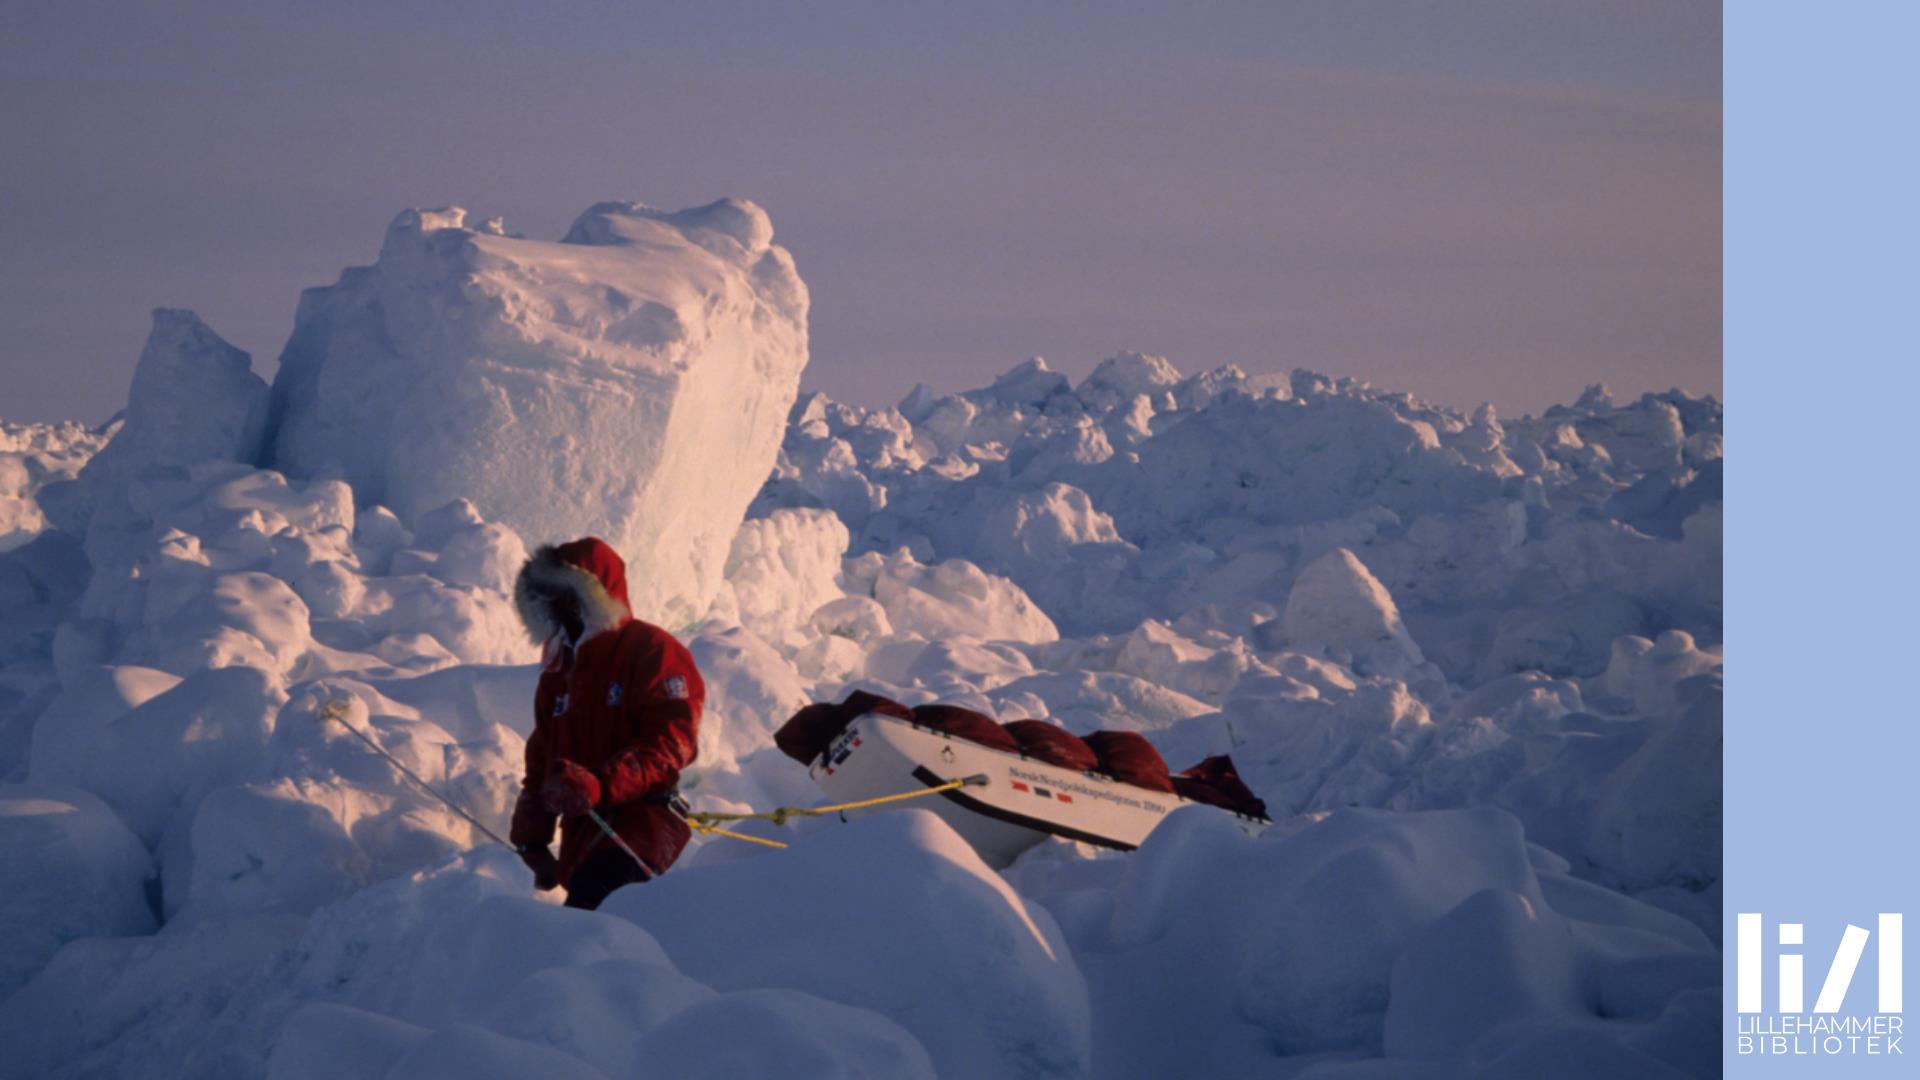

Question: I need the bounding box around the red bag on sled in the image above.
[1001,720,1099,771]
[911,704,1021,753]
[1083,730,1175,793]
[1172,754,1269,820]
[775,690,913,765]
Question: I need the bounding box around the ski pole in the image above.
[586,808,659,879]
[316,698,512,850]
[319,698,657,879]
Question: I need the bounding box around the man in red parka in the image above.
[509,537,704,910]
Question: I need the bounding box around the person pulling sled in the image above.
[509,538,704,910]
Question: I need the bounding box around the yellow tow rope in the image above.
[683,774,990,850]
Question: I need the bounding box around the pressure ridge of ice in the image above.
[0,197,1721,1079]
[268,199,807,626]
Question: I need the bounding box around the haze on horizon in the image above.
[0,1,1719,425]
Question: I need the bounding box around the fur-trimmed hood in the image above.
[514,538,633,644]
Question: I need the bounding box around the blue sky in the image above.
[0,1,1719,422]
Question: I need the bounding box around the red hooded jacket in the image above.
[509,538,703,885]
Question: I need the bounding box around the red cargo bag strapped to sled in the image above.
[775,691,914,765]
[1172,754,1269,820]
[1001,720,1100,771]
[911,704,1021,754]
[1082,730,1176,793]
[777,694,1027,763]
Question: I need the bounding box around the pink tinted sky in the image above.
[0,1,1718,423]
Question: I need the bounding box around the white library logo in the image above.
[1734,912,1904,1057]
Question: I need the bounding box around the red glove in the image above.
[517,844,560,891]
[542,759,602,817]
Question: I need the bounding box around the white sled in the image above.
[810,712,1270,867]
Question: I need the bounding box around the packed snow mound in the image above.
[1143,658,1722,909]
[70,309,268,528]
[1273,547,1431,683]
[1597,629,1723,715]
[1,419,112,552]
[281,1018,611,1080]
[0,784,156,999]
[1586,673,1722,894]
[630,989,939,1080]
[714,507,851,648]
[1,845,939,1080]
[1078,350,1183,410]
[266,199,809,624]
[851,548,1059,644]
[3,851,639,1077]
[680,622,817,811]
[30,665,284,848]
[1007,806,1715,1079]
[605,810,1092,1080]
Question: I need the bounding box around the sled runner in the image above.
[807,710,1271,867]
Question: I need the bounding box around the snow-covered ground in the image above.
[0,199,1721,1079]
